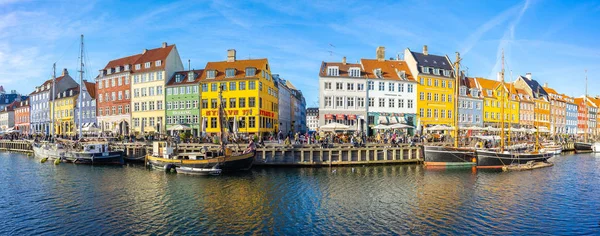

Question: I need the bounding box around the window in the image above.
[99,94,103,102]
[420,92,424,100]
[347,97,354,107]
[434,80,439,87]
[336,82,343,90]
[179,101,185,109]
[379,98,385,107]
[347,83,354,91]
[448,82,453,88]
[327,66,339,76]
[179,87,185,95]
[226,68,235,78]
[398,99,404,108]
[434,109,438,118]
[118,91,123,100]
[207,70,216,79]
[211,99,217,109]
[125,105,130,113]
[357,84,364,91]
[211,117,217,128]
[149,87,155,96]
[239,98,246,108]
[111,92,116,101]
[407,84,414,93]
[157,72,163,80]
[368,98,374,107]
[335,97,343,107]
[357,97,365,107]
[211,83,218,91]
[434,94,439,101]
[134,102,139,111]
[202,84,208,92]
[441,94,446,102]
[249,117,256,128]
[388,83,395,91]
[249,97,256,107]
[249,81,256,90]
[239,82,246,90]
[378,82,385,91]
[448,110,452,119]
[202,99,208,109]
[167,102,172,110]
[144,62,151,68]
[427,93,431,101]
[448,95,452,102]
[389,98,395,108]
[125,90,130,99]
[187,86,192,94]
[427,109,431,118]
[441,109,446,118]
[156,60,162,67]
[419,108,424,117]
[245,67,256,77]
[229,98,236,108]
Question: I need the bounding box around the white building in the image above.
[275,75,292,135]
[0,101,17,131]
[306,107,318,131]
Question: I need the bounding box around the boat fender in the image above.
[40,157,48,163]
[54,159,60,165]
[165,164,177,173]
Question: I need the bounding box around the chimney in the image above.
[62,68,68,76]
[342,56,347,65]
[423,45,428,55]
[227,49,236,62]
[544,82,548,88]
[143,49,148,54]
[525,73,532,80]
[162,42,167,48]
[376,46,385,61]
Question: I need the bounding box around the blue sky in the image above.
[1,0,599,106]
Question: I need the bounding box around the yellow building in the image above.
[130,42,183,134]
[404,46,455,129]
[475,77,519,127]
[51,87,79,136]
[200,49,278,136]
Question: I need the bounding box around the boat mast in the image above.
[78,34,84,139]
[500,50,505,152]
[453,52,461,148]
[535,86,540,152]
[51,63,56,137]
[585,69,588,143]
[218,85,226,151]
[508,71,513,147]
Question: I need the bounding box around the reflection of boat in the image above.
[423,52,476,167]
[575,142,592,153]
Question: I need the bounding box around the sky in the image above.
[1,0,600,107]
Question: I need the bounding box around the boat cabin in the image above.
[153,142,175,159]
[82,143,109,153]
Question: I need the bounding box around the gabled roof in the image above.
[132,44,176,73]
[515,88,533,102]
[104,54,142,70]
[319,62,363,78]
[475,77,502,98]
[30,75,68,95]
[167,70,204,86]
[54,86,80,99]
[408,50,453,77]
[360,59,416,82]
[586,96,600,108]
[202,58,268,80]
[2,101,19,112]
[518,75,548,98]
[83,81,96,99]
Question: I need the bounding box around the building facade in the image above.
[290,84,307,134]
[306,107,319,131]
[514,73,550,130]
[15,99,30,134]
[458,77,483,127]
[200,49,278,136]
[544,85,567,134]
[97,54,139,135]
[74,81,97,131]
[564,95,578,134]
[165,70,202,136]
[361,50,417,132]
[131,42,184,134]
[51,87,79,136]
[275,75,292,135]
[318,58,366,131]
[0,87,27,111]
[516,89,535,128]
[0,101,17,131]
[404,46,455,131]
[29,69,78,134]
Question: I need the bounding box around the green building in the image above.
[165,70,203,137]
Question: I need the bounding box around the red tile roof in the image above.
[30,75,68,95]
[83,81,96,99]
[360,59,416,82]
[319,62,363,78]
[104,54,142,70]
[201,59,268,80]
[132,45,176,73]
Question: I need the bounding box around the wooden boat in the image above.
[541,142,562,155]
[574,142,593,153]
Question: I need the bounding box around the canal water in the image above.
[0,152,599,235]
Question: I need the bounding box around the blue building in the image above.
[565,95,578,134]
[458,77,484,128]
[0,86,27,111]
[30,68,78,134]
[74,80,97,132]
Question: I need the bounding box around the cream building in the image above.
[130,42,183,134]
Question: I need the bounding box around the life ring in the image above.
[164,164,177,173]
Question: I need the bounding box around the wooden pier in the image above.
[0,140,32,153]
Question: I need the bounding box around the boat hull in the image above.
[68,151,125,165]
[476,150,552,169]
[593,143,600,153]
[148,151,255,173]
[423,146,476,166]
[32,144,67,161]
[574,142,593,153]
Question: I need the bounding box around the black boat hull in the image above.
[148,151,255,173]
[574,142,592,153]
[476,150,552,168]
[423,146,476,166]
[68,151,125,165]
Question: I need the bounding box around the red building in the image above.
[14,98,30,135]
[96,54,141,134]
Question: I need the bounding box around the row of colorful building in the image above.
[1,43,307,137]
[317,45,599,136]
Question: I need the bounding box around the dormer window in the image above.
[115,67,120,73]
[374,68,382,78]
[443,70,450,76]
[188,71,195,82]
[156,60,162,67]
[397,70,406,80]
[207,70,216,79]
[349,67,361,77]
[433,68,440,75]
[327,66,339,76]
[107,68,112,75]
[145,62,151,68]
[225,68,235,78]
[175,74,183,83]
[487,90,492,96]
[422,66,430,74]
[125,65,130,71]
[460,87,466,96]
[245,67,256,77]
[135,64,141,70]
[69,90,73,96]
[46,84,50,90]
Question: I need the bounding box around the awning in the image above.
[336,114,345,120]
[388,117,399,124]
[324,114,334,120]
[378,116,388,124]
[348,115,357,120]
